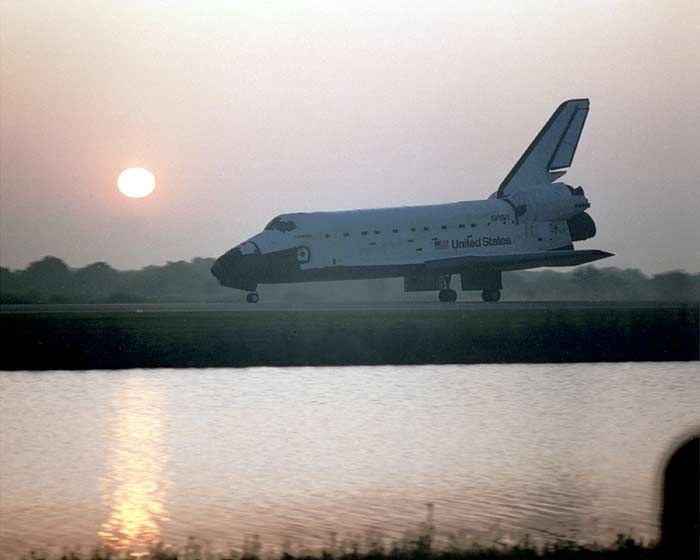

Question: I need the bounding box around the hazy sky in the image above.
[1,1,698,273]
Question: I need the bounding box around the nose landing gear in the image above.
[246,292,259,304]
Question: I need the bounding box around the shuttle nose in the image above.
[211,251,239,286]
[210,247,258,291]
[210,259,224,281]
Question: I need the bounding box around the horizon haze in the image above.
[1,1,699,274]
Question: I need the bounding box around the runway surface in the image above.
[0,300,690,314]
[2,301,697,369]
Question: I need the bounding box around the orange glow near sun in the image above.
[118,168,155,198]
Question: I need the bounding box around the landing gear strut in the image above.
[481,289,501,302]
[437,274,457,302]
[246,292,259,304]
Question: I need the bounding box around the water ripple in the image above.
[1,363,698,558]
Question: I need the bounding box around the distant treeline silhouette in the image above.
[1,256,698,304]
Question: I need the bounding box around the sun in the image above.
[118,168,155,198]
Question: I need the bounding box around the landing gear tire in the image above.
[246,292,259,304]
[481,289,501,303]
[438,289,458,303]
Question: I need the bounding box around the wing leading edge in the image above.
[497,99,590,198]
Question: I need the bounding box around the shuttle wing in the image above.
[497,99,589,198]
[425,249,612,272]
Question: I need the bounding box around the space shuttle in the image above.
[211,99,612,303]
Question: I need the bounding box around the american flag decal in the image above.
[434,239,449,250]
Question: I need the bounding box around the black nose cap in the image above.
[211,259,224,282]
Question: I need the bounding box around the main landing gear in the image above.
[438,289,457,302]
[481,289,501,303]
[437,274,458,302]
[246,292,259,304]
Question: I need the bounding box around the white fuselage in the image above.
[245,193,573,271]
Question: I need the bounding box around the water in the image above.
[1,363,698,557]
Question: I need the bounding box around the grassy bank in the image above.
[22,535,663,560]
[1,303,697,369]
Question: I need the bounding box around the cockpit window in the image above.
[238,242,259,255]
[264,216,297,232]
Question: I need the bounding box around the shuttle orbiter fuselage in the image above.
[211,99,612,302]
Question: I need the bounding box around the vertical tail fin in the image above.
[497,99,589,198]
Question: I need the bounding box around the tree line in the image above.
[1,256,698,304]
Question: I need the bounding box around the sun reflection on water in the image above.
[98,377,169,554]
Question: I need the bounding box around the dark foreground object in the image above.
[1,303,697,370]
[661,436,700,560]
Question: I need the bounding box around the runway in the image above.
[1,301,697,369]
[0,300,689,314]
